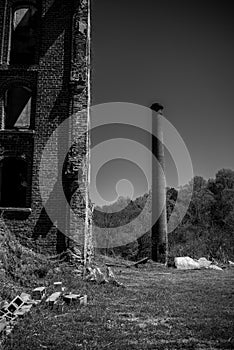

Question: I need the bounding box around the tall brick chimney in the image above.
[151,103,168,264]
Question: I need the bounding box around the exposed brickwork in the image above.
[0,0,89,254]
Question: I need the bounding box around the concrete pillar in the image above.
[151,103,168,264]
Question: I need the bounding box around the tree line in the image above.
[92,169,234,263]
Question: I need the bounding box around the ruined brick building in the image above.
[0,0,91,257]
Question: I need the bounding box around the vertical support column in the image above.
[151,103,168,264]
[69,0,93,266]
[83,0,93,267]
[0,0,7,64]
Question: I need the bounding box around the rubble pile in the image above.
[0,265,123,344]
[0,281,87,344]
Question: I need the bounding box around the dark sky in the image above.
[91,0,234,204]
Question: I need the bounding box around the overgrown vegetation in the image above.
[0,221,54,301]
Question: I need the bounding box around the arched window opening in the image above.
[10,5,38,64]
[3,85,32,129]
[0,157,28,208]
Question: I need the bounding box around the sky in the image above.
[90,0,234,206]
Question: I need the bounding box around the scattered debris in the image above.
[85,266,124,287]
[106,267,124,287]
[208,265,223,271]
[20,292,31,303]
[53,282,63,292]
[85,266,108,284]
[6,296,24,313]
[14,304,33,318]
[105,258,150,269]
[197,257,212,269]
[229,260,234,267]
[175,257,200,270]
[63,294,80,305]
[131,257,149,268]
[79,295,87,306]
[32,287,46,301]
[105,262,131,268]
[174,256,224,271]
[46,292,62,308]
[0,279,88,344]
[95,267,109,284]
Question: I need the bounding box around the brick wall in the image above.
[0,0,89,254]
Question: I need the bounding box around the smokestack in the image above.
[151,103,168,264]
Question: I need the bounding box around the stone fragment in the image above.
[95,267,109,284]
[79,295,87,306]
[20,292,31,303]
[46,292,61,307]
[85,267,97,282]
[106,267,124,287]
[174,257,200,270]
[209,265,223,271]
[197,257,212,268]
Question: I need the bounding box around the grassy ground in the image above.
[2,261,234,350]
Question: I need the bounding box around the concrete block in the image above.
[63,293,81,304]
[0,310,6,318]
[7,296,24,314]
[79,295,87,306]
[53,282,63,292]
[46,292,61,308]
[32,287,46,301]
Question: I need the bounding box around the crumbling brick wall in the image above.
[0,0,90,255]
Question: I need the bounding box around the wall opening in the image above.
[0,157,28,208]
[10,5,38,64]
[3,85,32,129]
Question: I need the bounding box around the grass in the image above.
[2,261,234,350]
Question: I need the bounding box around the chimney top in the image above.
[150,102,164,112]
